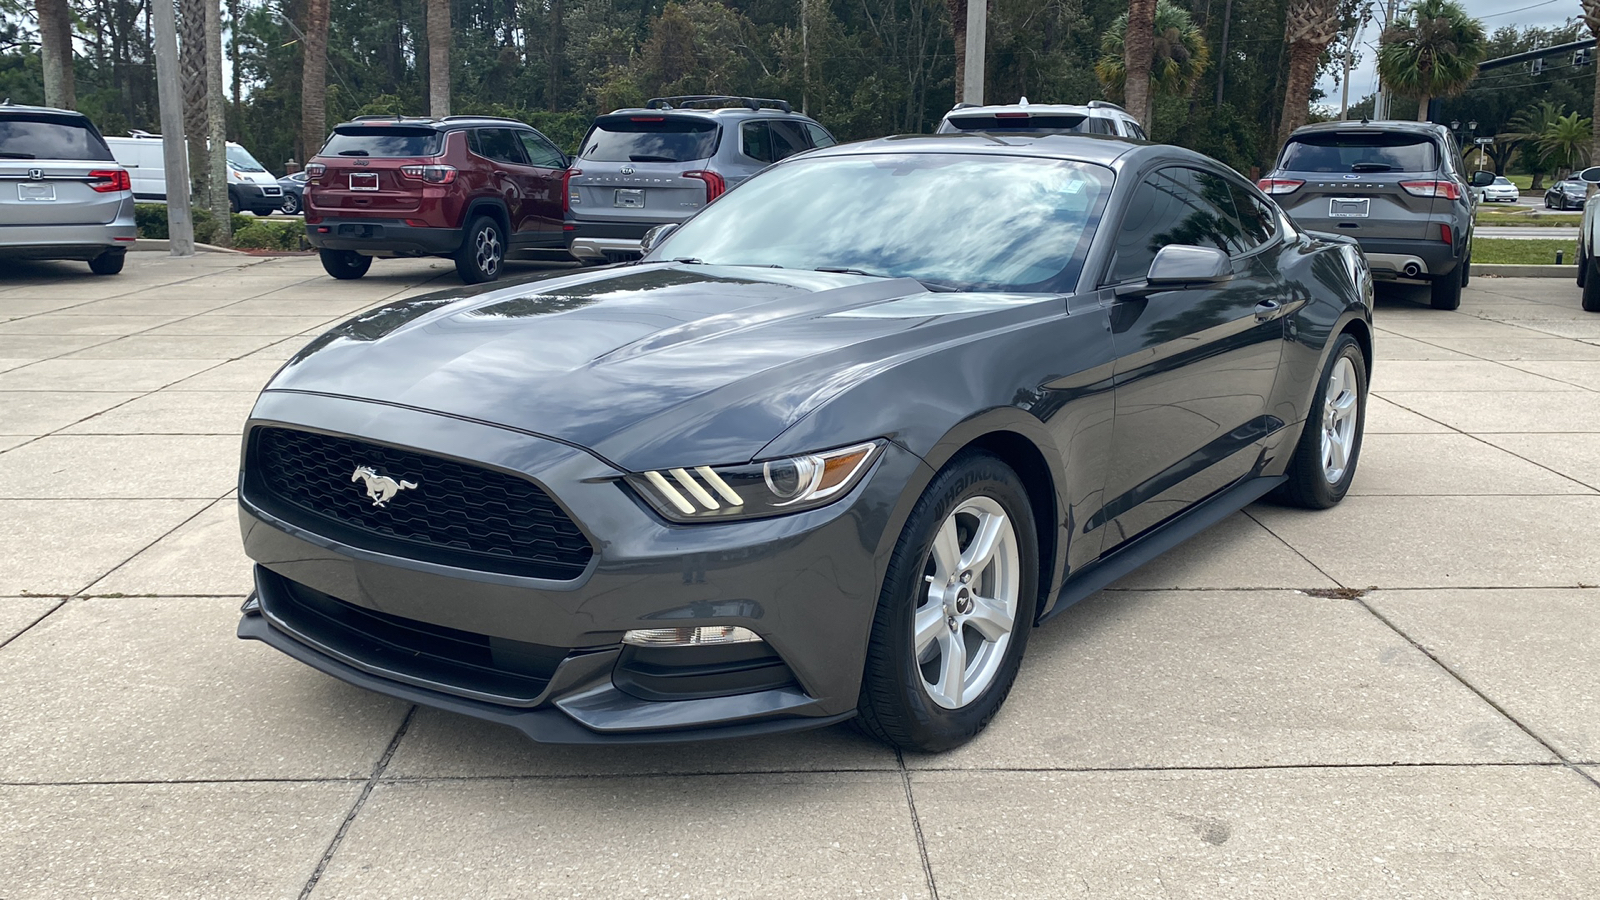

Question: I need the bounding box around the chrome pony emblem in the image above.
[351,465,418,507]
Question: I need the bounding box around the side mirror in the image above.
[640,223,678,255]
[1578,166,1600,184]
[1145,244,1232,286]
[1470,170,1496,187]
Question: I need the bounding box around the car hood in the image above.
[265,264,1044,471]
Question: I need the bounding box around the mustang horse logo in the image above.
[351,465,418,507]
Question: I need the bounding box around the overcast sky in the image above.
[1316,0,1583,113]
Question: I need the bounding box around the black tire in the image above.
[454,215,504,284]
[1460,250,1470,287]
[228,191,240,214]
[88,249,125,276]
[1583,258,1600,312]
[319,249,372,280]
[1579,246,1589,288]
[1430,265,1464,310]
[1272,333,1367,510]
[281,193,300,215]
[855,452,1039,753]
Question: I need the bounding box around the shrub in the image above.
[134,203,279,247]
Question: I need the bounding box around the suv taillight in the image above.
[683,170,726,204]
[562,168,582,213]
[399,164,457,184]
[1400,180,1462,201]
[87,169,130,193]
[305,163,326,183]
[1257,178,1304,195]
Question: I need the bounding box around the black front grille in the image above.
[248,426,593,579]
[263,571,567,703]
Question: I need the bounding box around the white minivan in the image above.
[106,132,284,215]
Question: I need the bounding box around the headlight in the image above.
[627,440,883,522]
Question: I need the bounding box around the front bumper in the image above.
[235,182,284,213]
[236,390,924,743]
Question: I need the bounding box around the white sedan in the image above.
[1482,176,1519,202]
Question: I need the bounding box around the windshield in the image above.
[226,144,267,172]
[1280,132,1439,173]
[651,153,1114,292]
[580,116,719,163]
[0,116,113,161]
[1494,177,1513,186]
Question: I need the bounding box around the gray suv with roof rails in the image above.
[936,99,1147,139]
[564,95,835,262]
[0,102,136,275]
[1261,119,1493,310]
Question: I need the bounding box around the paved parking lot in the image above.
[2,252,1599,898]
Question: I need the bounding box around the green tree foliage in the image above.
[1508,100,1565,187]
[1376,0,1485,121]
[1538,110,1592,175]
[1095,0,1211,104]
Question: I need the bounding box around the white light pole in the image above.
[963,0,986,105]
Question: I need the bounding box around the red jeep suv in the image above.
[304,115,572,283]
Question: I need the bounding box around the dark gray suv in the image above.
[564,96,835,262]
[1261,120,1492,310]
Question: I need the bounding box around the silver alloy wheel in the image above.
[1320,356,1359,484]
[914,496,1020,710]
[475,225,502,276]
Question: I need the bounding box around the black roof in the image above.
[1288,119,1449,138]
[0,102,93,120]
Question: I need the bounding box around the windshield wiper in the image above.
[0,152,36,159]
[629,155,677,162]
[337,150,369,156]
[815,266,891,277]
[1350,162,1392,172]
[670,257,704,265]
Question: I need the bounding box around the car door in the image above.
[470,128,532,245]
[516,130,568,246]
[1098,165,1286,549]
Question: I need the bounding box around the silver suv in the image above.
[0,103,136,275]
[936,99,1147,139]
[564,96,835,262]
[1262,120,1493,310]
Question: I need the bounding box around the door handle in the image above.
[493,170,507,177]
[1254,299,1283,321]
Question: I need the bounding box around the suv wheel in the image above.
[455,215,504,284]
[1583,257,1600,312]
[1430,265,1464,310]
[319,249,372,280]
[88,249,125,276]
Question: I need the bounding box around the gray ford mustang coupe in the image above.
[237,133,1373,752]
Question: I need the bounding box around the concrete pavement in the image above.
[2,253,1599,898]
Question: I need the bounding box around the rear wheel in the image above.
[1273,333,1367,509]
[281,193,300,215]
[319,249,371,280]
[1430,264,1464,310]
[88,249,125,276]
[1460,250,1471,287]
[454,215,504,284]
[1580,246,1589,288]
[855,452,1038,752]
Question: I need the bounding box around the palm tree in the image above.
[34,0,74,108]
[1376,0,1485,122]
[1122,0,1158,127]
[205,0,229,246]
[1583,0,1600,162]
[1097,0,1211,122]
[300,0,330,161]
[1277,0,1341,146]
[428,0,451,116]
[1508,100,1562,190]
[1539,112,1593,177]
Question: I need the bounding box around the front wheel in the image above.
[281,193,301,215]
[856,452,1039,752]
[1583,258,1600,312]
[454,215,504,284]
[88,249,125,275]
[1273,334,1367,509]
[319,249,371,280]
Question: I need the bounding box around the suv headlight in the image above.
[627,441,883,522]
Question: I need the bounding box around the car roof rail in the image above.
[348,114,438,123]
[949,102,978,111]
[440,115,528,124]
[126,129,163,139]
[644,95,794,114]
[1087,100,1126,112]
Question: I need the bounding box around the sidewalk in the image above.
[2,254,1598,898]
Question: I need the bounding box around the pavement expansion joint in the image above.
[896,749,940,900]
[298,705,417,900]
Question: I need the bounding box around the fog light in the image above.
[622,625,761,646]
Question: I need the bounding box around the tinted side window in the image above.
[1124,121,1148,140]
[741,121,773,163]
[769,121,809,160]
[1228,183,1276,248]
[475,128,528,165]
[1083,116,1116,135]
[1107,167,1244,283]
[517,131,566,168]
[804,123,836,148]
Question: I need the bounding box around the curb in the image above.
[1471,263,1576,278]
[130,239,243,254]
